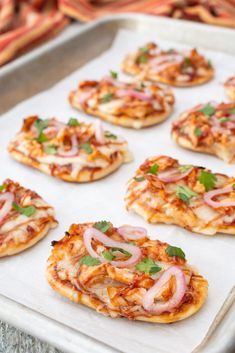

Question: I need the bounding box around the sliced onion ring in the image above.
[117,225,147,241]
[142,266,186,315]
[204,186,235,208]
[57,135,78,157]
[83,227,142,268]
[0,192,14,225]
[116,89,152,102]
[157,166,193,183]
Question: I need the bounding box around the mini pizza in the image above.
[68,73,175,128]
[8,116,132,182]
[0,179,57,257]
[47,221,208,322]
[125,155,235,235]
[122,42,214,87]
[224,77,235,101]
[172,102,235,163]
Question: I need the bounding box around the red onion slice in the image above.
[204,186,235,208]
[157,167,193,183]
[117,225,147,241]
[77,89,96,105]
[57,135,79,157]
[94,120,105,144]
[83,227,142,268]
[142,266,186,314]
[0,192,14,225]
[116,89,152,102]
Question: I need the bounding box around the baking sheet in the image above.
[0,28,235,353]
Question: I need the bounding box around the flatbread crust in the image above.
[47,222,208,323]
[125,155,235,235]
[0,179,57,257]
[69,78,175,128]
[122,42,214,87]
[224,77,235,101]
[171,102,235,163]
[8,116,132,182]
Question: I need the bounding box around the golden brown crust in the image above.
[171,102,235,163]
[122,42,214,87]
[68,78,175,128]
[46,222,208,323]
[8,116,132,182]
[125,155,235,235]
[224,77,235,101]
[0,179,57,257]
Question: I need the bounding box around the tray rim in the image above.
[0,13,235,353]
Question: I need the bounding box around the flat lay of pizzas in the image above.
[224,77,235,101]
[171,102,235,163]
[47,222,208,323]
[8,115,132,182]
[0,179,57,257]
[125,155,235,235]
[69,73,175,128]
[122,42,214,87]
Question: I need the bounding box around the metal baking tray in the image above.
[0,14,235,353]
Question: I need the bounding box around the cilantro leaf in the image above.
[176,185,198,204]
[199,104,215,117]
[198,171,217,191]
[80,142,93,154]
[13,202,36,217]
[111,247,131,256]
[194,127,203,137]
[136,258,161,275]
[36,132,48,143]
[148,164,159,175]
[219,117,230,124]
[134,176,145,182]
[179,165,192,173]
[94,221,110,233]
[138,54,148,64]
[165,246,185,259]
[102,93,114,103]
[207,59,212,67]
[105,132,117,140]
[139,46,149,53]
[184,57,191,66]
[45,145,57,155]
[102,250,115,261]
[110,70,118,79]
[67,118,80,126]
[229,108,235,115]
[80,256,101,266]
[0,185,6,192]
[167,48,175,53]
[34,119,49,133]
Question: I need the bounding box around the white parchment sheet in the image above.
[0,29,235,353]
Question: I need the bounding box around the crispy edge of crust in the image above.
[46,234,208,323]
[8,147,127,183]
[171,129,235,164]
[0,220,57,257]
[121,62,214,87]
[69,93,173,129]
[224,85,235,101]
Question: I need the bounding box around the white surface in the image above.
[0,28,235,353]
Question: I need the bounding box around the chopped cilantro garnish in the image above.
[176,185,198,204]
[199,104,215,117]
[219,117,230,124]
[36,132,48,143]
[232,184,235,189]
[198,171,217,191]
[80,256,101,266]
[139,46,149,53]
[13,202,36,217]
[229,108,235,115]
[102,250,115,261]
[184,57,191,66]
[138,54,148,64]
[67,118,80,126]
[34,119,49,133]
[134,176,145,182]
[0,185,6,192]
[45,145,57,155]
[207,59,212,67]
[179,165,192,173]
[135,258,161,275]
[148,164,159,175]
[167,48,175,53]
[102,93,114,103]
[165,246,185,259]
[111,247,131,256]
[94,221,110,233]
[105,132,117,140]
[194,127,203,137]
[110,70,118,79]
[80,142,93,155]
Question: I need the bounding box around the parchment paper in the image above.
[0,29,235,353]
